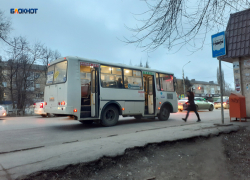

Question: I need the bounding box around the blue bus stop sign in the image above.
[211,31,226,58]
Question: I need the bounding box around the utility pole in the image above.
[219,59,224,124]
[183,69,185,95]
[182,61,191,97]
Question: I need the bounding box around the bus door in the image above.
[148,76,154,114]
[143,74,155,114]
[91,68,99,117]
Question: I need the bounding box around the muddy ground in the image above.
[21,127,250,180]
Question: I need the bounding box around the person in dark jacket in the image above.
[182,90,201,122]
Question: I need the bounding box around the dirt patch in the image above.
[21,127,250,180]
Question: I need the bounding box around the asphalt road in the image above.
[0,109,229,154]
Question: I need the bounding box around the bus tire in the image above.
[101,105,119,127]
[41,114,47,118]
[158,106,170,121]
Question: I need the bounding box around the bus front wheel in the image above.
[158,106,170,121]
[101,105,119,127]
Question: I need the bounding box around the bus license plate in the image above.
[49,97,54,101]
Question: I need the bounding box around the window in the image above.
[158,73,174,92]
[35,73,40,79]
[2,82,7,87]
[27,81,34,91]
[36,84,40,88]
[101,65,123,88]
[27,72,34,80]
[124,69,142,89]
[46,61,67,85]
[36,94,40,98]
[2,70,8,76]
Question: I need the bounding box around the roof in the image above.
[177,79,219,86]
[218,8,250,62]
[191,79,219,86]
[1,61,46,70]
[50,56,174,75]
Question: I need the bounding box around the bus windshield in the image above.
[46,61,67,85]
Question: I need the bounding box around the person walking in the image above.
[182,90,201,122]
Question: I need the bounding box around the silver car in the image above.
[178,97,214,112]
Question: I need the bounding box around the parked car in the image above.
[178,97,214,112]
[34,102,48,117]
[0,106,7,117]
[214,98,230,109]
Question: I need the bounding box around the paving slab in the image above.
[0,122,239,180]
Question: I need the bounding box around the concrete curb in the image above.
[0,123,239,180]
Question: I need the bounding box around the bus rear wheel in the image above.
[158,106,170,121]
[101,105,119,127]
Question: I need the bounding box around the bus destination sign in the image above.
[143,71,154,75]
[80,62,99,67]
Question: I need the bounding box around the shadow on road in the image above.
[48,118,179,131]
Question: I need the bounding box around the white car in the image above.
[34,102,47,117]
[0,106,7,117]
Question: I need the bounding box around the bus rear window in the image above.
[46,61,67,85]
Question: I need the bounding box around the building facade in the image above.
[218,9,250,117]
[1,62,46,105]
[175,78,220,99]
[190,79,220,98]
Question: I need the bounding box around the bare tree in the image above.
[145,60,150,68]
[217,67,225,93]
[125,0,250,52]
[41,47,61,80]
[53,50,61,60]
[4,37,44,113]
[224,82,234,96]
[0,10,12,45]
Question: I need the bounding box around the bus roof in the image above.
[50,56,174,75]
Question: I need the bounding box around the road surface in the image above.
[0,109,229,154]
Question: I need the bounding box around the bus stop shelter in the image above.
[218,8,250,117]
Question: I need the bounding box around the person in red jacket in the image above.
[182,90,201,122]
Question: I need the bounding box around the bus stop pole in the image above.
[219,59,224,124]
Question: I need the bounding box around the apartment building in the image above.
[1,62,47,105]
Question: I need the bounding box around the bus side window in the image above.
[159,73,174,92]
[101,65,123,89]
[124,69,142,89]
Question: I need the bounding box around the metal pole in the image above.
[219,59,224,124]
[183,69,185,96]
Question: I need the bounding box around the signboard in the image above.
[143,71,154,75]
[233,60,241,93]
[47,71,53,84]
[80,62,99,67]
[211,31,226,58]
[181,94,185,99]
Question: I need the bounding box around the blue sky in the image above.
[0,0,235,87]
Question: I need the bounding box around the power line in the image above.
[222,62,233,69]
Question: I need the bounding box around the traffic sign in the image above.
[211,31,226,58]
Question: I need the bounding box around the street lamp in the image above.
[182,61,191,97]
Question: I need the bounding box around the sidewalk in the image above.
[0,122,239,180]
